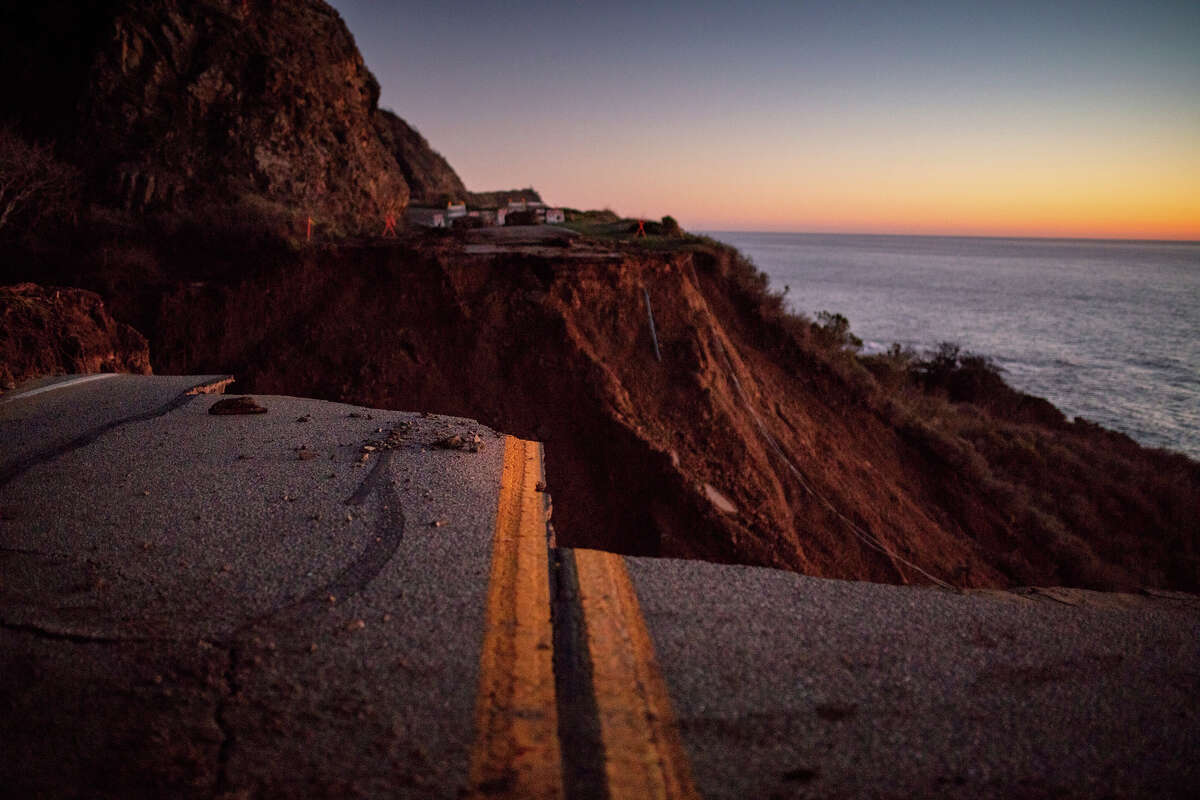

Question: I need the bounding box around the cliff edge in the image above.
[143,236,1200,593]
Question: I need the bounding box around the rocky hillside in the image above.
[144,235,1200,594]
[2,1,497,233]
[0,283,151,391]
[0,0,550,235]
[374,109,467,206]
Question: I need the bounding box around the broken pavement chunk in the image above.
[209,396,268,415]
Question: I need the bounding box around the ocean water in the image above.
[708,233,1200,460]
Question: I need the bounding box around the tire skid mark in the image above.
[0,377,227,489]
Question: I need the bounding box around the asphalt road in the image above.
[1,375,1197,799]
[629,558,1200,799]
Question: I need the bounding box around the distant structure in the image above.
[405,208,445,228]
[404,196,564,230]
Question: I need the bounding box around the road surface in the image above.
[1,375,1197,798]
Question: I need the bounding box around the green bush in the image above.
[814,311,863,351]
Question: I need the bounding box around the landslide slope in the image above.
[149,237,1200,593]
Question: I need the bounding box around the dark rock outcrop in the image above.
[80,0,409,229]
[0,283,151,390]
[0,1,544,233]
[374,109,467,206]
[2,0,409,231]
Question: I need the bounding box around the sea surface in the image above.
[708,232,1200,460]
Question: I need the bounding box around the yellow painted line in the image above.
[574,548,700,800]
[468,437,563,799]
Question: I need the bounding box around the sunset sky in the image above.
[329,0,1200,239]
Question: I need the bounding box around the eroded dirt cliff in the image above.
[0,282,151,390]
[147,237,1200,592]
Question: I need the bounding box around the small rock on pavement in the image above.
[209,396,268,415]
[431,433,483,452]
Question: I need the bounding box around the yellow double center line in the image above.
[469,437,699,799]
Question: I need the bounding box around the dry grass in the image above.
[690,235,1200,591]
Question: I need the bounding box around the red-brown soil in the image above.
[0,282,151,391]
[143,236,1199,593]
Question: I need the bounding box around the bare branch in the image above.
[0,127,79,234]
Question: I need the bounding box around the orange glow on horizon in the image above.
[503,110,1200,242]
[687,203,1200,241]
[603,150,1200,241]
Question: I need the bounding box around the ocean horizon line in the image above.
[701,230,1200,246]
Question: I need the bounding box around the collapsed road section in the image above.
[1,375,1196,799]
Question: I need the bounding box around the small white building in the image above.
[544,208,565,224]
[446,202,467,219]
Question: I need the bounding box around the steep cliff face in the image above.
[79,0,408,228]
[0,283,151,390]
[148,239,1200,593]
[1,0,422,231]
[374,109,467,205]
[0,0,542,233]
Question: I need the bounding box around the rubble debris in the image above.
[359,424,413,453]
[209,396,268,415]
[431,433,483,452]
